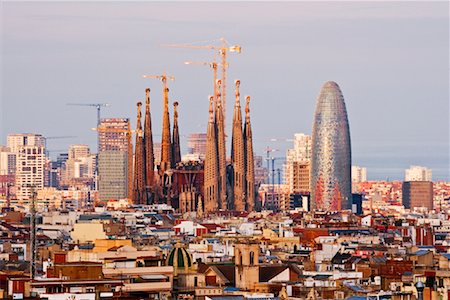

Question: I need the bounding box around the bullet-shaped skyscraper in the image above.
[311,81,352,211]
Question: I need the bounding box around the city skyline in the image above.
[1,1,448,181]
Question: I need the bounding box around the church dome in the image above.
[166,243,193,274]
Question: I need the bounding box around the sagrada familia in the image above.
[132,77,255,214]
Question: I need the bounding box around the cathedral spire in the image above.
[244,96,255,211]
[231,80,245,211]
[160,82,172,175]
[204,96,219,213]
[215,80,227,210]
[144,88,155,192]
[172,101,181,168]
[133,102,147,204]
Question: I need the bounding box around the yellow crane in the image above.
[184,60,222,104]
[93,126,133,201]
[163,38,241,126]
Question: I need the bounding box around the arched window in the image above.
[250,251,255,265]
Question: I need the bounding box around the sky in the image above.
[1,1,449,181]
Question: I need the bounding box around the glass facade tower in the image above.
[311,81,352,211]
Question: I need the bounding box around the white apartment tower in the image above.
[0,146,16,175]
[405,165,432,182]
[352,166,367,183]
[16,145,46,201]
[7,134,46,201]
[7,133,45,153]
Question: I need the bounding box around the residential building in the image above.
[405,165,432,182]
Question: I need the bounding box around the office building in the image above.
[98,118,131,201]
[311,81,352,211]
[402,181,433,210]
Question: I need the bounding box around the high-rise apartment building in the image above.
[7,133,45,153]
[405,165,432,182]
[98,118,131,201]
[15,145,46,200]
[352,166,367,183]
[311,81,352,211]
[62,145,95,186]
[402,181,433,210]
[187,133,207,157]
[6,134,46,201]
[0,146,16,175]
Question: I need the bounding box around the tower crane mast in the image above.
[163,38,241,128]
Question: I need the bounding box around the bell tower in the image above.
[234,239,259,290]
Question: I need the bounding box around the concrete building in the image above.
[7,133,45,153]
[0,147,16,175]
[98,118,130,201]
[405,165,432,182]
[352,166,367,183]
[402,181,433,210]
[15,145,46,201]
[311,81,352,211]
[187,133,207,157]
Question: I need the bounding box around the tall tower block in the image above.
[310,81,352,211]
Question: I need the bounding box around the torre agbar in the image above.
[310,81,352,211]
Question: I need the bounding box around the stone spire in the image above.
[204,96,219,213]
[160,84,172,175]
[231,80,245,211]
[215,80,227,210]
[133,102,147,204]
[172,101,181,168]
[144,88,155,193]
[244,96,255,211]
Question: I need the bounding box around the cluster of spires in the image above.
[132,85,181,205]
[204,79,255,213]
[132,77,255,214]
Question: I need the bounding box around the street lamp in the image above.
[415,280,425,300]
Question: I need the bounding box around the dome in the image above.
[166,243,193,274]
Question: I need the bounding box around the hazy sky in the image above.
[1,1,449,181]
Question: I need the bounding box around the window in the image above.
[250,251,255,265]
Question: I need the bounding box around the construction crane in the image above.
[265,147,278,184]
[67,103,110,127]
[92,126,133,200]
[44,136,77,157]
[142,72,175,97]
[184,60,222,102]
[163,38,241,127]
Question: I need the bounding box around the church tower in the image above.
[231,80,246,211]
[244,96,255,211]
[204,96,219,213]
[215,80,227,210]
[160,84,172,175]
[235,239,259,290]
[133,102,147,204]
[172,101,181,168]
[144,88,155,200]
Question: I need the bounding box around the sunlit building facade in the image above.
[311,81,352,211]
